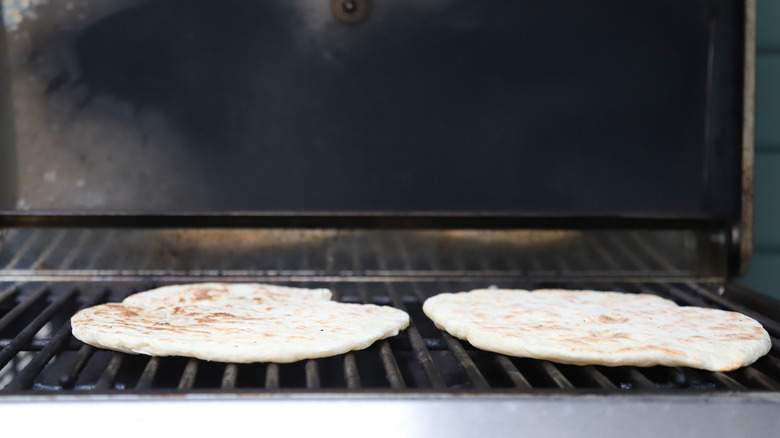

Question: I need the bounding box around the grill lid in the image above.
[0,0,747,226]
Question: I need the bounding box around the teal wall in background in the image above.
[738,1,780,298]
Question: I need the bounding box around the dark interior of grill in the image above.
[0,0,744,216]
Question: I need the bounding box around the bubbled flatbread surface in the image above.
[423,289,771,371]
[71,283,409,363]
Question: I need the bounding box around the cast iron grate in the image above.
[0,280,779,395]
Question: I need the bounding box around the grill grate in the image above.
[0,280,779,395]
[0,227,777,396]
[0,228,721,281]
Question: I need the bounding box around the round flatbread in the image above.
[423,288,771,371]
[71,283,409,363]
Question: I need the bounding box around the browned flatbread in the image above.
[423,288,771,371]
[71,283,409,363]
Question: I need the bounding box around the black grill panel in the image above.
[0,280,779,395]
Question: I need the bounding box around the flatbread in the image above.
[423,289,771,371]
[71,283,409,363]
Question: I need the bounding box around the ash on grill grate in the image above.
[0,280,779,395]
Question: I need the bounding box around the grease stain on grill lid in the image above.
[2,0,50,31]
[5,0,209,211]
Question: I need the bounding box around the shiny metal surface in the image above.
[2,394,779,438]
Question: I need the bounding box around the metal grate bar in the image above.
[343,353,361,389]
[220,364,237,390]
[427,279,491,390]
[0,288,75,372]
[135,240,166,272]
[2,230,40,269]
[476,249,494,273]
[58,231,93,270]
[94,353,123,390]
[305,360,321,389]
[84,230,117,270]
[354,282,406,389]
[626,369,656,389]
[539,361,574,389]
[407,281,428,305]
[30,230,67,269]
[503,255,525,277]
[406,282,492,389]
[393,234,442,272]
[177,358,199,390]
[0,286,49,334]
[762,355,780,373]
[59,345,96,389]
[378,340,405,389]
[4,288,106,391]
[584,366,618,390]
[757,356,780,388]
[552,250,574,274]
[386,283,445,389]
[349,235,367,273]
[135,357,159,390]
[0,284,18,306]
[5,322,73,391]
[371,239,444,388]
[441,332,489,390]
[323,235,336,272]
[607,233,660,272]
[450,243,467,272]
[495,355,532,389]
[324,282,361,389]
[742,367,780,390]
[528,253,552,276]
[769,338,780,355]
[585,234,623,272]
[629,232,678,272]
[636,283,777,390]
[265,363,279,389]
[297,237,312,272]
[712,372,746,390]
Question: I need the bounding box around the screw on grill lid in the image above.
[331,0,371,24]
